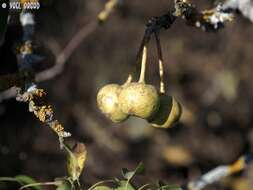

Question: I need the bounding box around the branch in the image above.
[15,11,71,146]
[142,0,234,37]
[186,155,253,190]
[16,85,71,138]
[133,0,234,77]
[35,0,120,82]
[35,21,98,82]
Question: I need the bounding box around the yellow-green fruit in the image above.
[149,94,182,128]
[97,84,128,123]
[118,82,159,119]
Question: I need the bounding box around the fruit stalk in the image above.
[138,45,148,83]
[154,32,165,94]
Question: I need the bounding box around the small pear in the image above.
[118,82,159,119]
[97,84,128,123]
[149,94,182,128]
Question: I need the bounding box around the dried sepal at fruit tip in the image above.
[122,74,133,87]
[149,94,182,128]
[97,84,129,123]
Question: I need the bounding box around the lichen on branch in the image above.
[16,84,71,138]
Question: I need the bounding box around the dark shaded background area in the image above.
[0,0,253,189]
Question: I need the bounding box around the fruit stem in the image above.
[130,32,151,83]
[154,32,165,94]
[138,45,148,83]
[123,74,132,86]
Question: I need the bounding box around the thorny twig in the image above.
[15,11,71,147]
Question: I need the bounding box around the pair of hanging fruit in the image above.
[97,33,182,128]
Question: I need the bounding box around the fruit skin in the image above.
[118,82,159,119]
[97,84,128,123]
[148,94,182,128]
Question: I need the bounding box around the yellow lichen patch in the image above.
[202,9,216,20]
[50,120,65,136]
[229,157,245,174]
[36,105,53,122]
[34,89,46,98]
[174,0,191,17]
[18,41,33,55]
[17,86,71,138]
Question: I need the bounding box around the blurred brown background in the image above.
[0,0,253,189]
